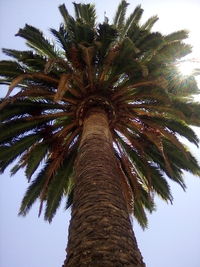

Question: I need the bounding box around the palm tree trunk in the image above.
[63,108,145,267]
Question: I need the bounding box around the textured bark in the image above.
[63,108,145,267]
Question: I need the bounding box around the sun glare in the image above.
[178,61,194,76]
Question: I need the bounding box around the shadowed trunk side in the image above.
[63,108,145,267]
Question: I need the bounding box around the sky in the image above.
[0,0,200,267]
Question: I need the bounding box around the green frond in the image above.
[0,60,25,79]
[146,145,186,189]
[116,133,152,190]
[150,166,173,202]
[73,2,96,27]
[59,4,95,44]
[0,134,41,173]
[10,163,23,176]
[136,32,163,52]
[134,188,155,229]
[113,0,129,30]
[44,149,76,222]
[141,15,159,31]
[117,116,199,192]
[122,5,143,38]
[163,140,200,176]
[154,42,192,63]
[139,120,191,159]
[19,163,49,216]
[114,85,171,108]
[58,4,71,25]
[127,5,143,26]
[144,116,199,146]
[125,8,143,42]
[115,136,155,229]
[25,142,49,180]
[168,75,199,96]
[0,105,26,121]
[96,23,118,60]
[16,24,59,58]
[0,99,64,122]
[2,49,46,71]
[121,37,140,56]
[0,118,52,145]
[74,22,95,44]
[138,188,155,213]
[38,128,79,195]
[106,38,145,78]
[164,30,189,42]
[134,202,148,229]
[171,99,200,126]
[50,25,69,54]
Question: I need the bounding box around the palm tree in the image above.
[1,1,200,266]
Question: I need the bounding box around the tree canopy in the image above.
[0,0,200,228]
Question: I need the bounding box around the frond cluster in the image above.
[0,1,200,228]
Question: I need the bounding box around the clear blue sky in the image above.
[0,1,200,267]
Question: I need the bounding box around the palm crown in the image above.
[0,1,200,228]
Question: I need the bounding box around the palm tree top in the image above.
[0,0,200,228]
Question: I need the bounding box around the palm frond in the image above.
[19,163,50,216]
[44,148,76,222]
[164,30,189,42]
[25,142,49,180]
[73,2,96,27]
[16,24,59,58]
[134,188,155,229]
[113,0,129,31]
[0,118,49,145]
[0,134,41,173]
[141,15,159,31]
[123,5,143,37]
[2,49,46,71]
[0,60,25,79]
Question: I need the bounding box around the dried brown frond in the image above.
[78,44,95,88]
[99,46,120,82]
[69,45,83,69]
[54,74,71,101]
